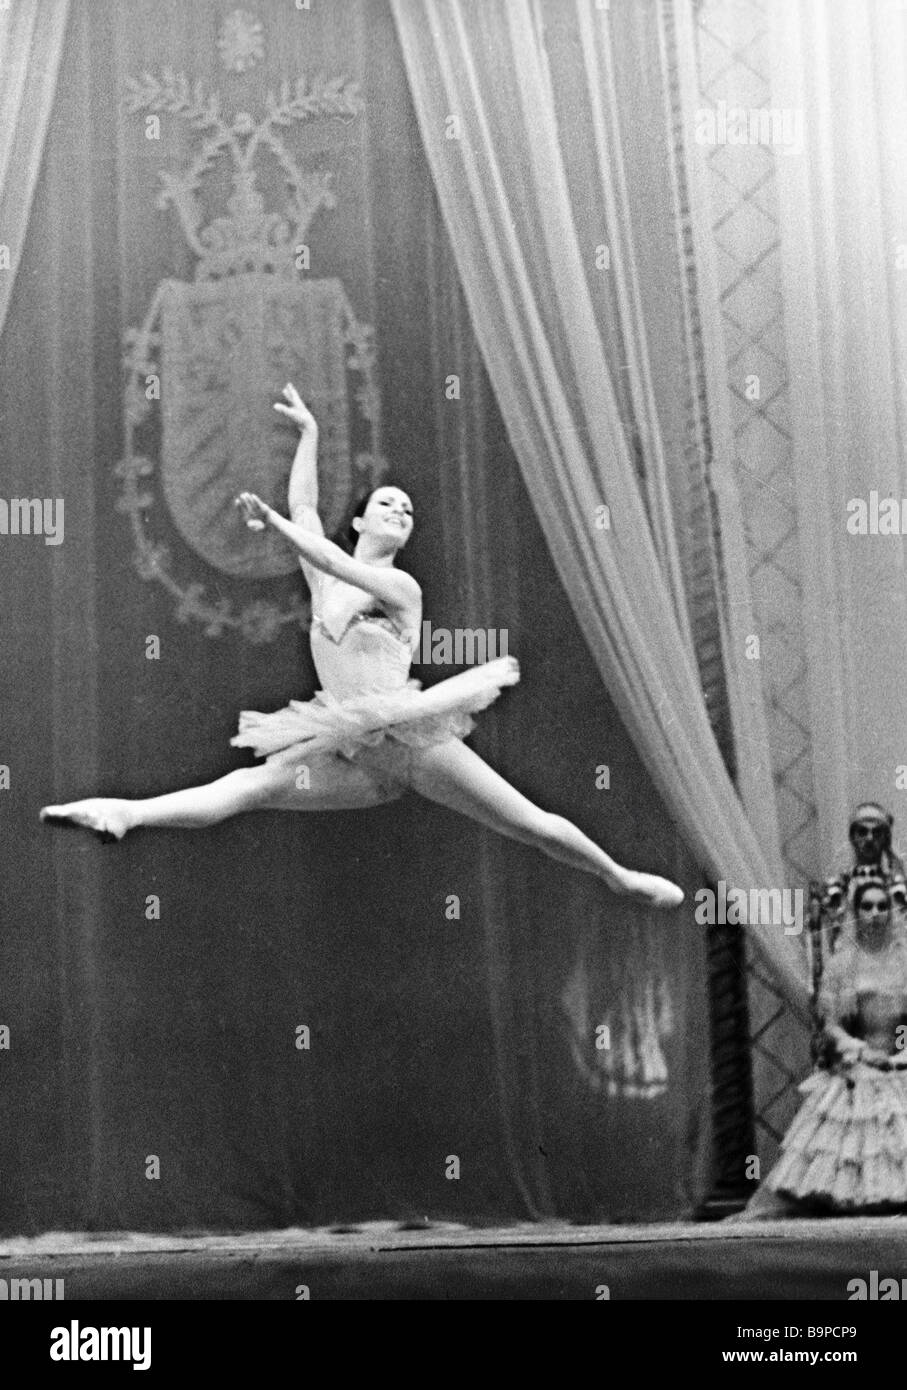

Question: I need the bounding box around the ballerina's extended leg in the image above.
[39,754,399,841]
[40,767,292,840]
[407,739,683,909]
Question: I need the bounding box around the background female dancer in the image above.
[41,385,684,910]
[764,876,907,1211]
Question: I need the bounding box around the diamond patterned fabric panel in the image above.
[694,0,814,1155]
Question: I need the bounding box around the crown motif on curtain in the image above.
[123,67,363,281]
[217,8,265,73]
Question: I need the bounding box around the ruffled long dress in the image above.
[766,938,907,1211]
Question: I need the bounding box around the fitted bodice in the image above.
[307,569,416,701]
[823,938,907,1053]
[310,613,413,701]
[850,988,907,1053]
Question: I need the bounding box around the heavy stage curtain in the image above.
[0,0,713,1234]
[390,0,806,1009]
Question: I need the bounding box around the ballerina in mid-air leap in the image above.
[41,385,683,910]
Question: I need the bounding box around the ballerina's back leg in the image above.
[406,738,683,909]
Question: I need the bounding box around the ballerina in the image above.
[40,385,683,910]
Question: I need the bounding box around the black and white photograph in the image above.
[1,0,905,1355]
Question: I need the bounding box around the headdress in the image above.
[851,872,893,909]
[849,803,894,844]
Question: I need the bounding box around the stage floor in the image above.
[2,1217,907,1299]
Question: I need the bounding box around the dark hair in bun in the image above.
[346,490,375,548]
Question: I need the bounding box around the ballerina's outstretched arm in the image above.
[235,490,421,618]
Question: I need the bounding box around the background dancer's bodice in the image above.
[821,938,907,1053]
[845,987,907,1054]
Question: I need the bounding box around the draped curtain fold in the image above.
[769,0,907,864]
[0,0,71,343]
[390,0,807,1009]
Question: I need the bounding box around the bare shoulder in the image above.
[390,568,422,602]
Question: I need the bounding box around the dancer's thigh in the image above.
[259,746,407,812]
[408,738,548,839]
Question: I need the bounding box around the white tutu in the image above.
[231,655,519,762]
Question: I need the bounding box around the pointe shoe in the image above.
[39,799,130,843]
[616,871,685,910]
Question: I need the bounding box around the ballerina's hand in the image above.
[273,382,316,432]
[235,492,270,531]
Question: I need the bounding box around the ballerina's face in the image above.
[354,487,414,549]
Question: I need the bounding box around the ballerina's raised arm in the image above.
[237,383,420,625]
[275,383,323,535]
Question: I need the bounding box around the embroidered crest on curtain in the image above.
[117,13,388,643]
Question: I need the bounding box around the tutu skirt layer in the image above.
[767,1065,907,1210]
[230,656,519,762]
